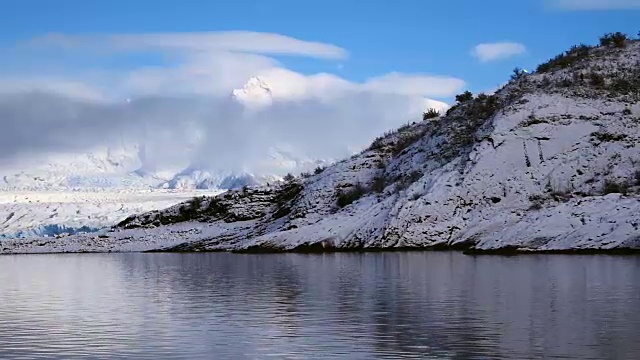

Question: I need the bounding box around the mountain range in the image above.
[1,77,326,192]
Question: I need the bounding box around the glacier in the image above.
[0,190,222,239]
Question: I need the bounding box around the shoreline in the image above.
[3,245,639,256]
[143,243,640,256]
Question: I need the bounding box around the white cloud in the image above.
[363,72,466,98]
[28,31,348,59]
[13,31,465,101]
[549,0,640,10]
[0,77,107,101]
[0,31,465,175]
[472,42,526,62]
[120,51,279,97]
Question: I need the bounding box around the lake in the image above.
[0,252,638,359]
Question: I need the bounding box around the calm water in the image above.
[0,252,639,359]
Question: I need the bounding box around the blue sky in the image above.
[1,0,638,99]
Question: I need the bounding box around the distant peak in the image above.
[245,76,270,89]
[231,76,273,109]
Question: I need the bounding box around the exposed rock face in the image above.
[2,39,639,254]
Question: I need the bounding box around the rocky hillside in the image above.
[2,35,640,254]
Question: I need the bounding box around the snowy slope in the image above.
[2,38,640,254]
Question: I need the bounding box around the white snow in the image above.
[231,76,273,109]
[0,189,222,238]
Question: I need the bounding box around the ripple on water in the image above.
[0,252,639,359]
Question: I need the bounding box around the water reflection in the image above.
[0,252,638,359]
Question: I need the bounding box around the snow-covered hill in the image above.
[2,37,639,254]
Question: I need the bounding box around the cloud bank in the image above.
[1,31,463,176]
[28,31,349,59]
[472,42,526,62]
[549,0,640,10]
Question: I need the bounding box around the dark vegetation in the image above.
[371,175,386,193]
[366,85,503,176]
[519,111,548,127]
[599,174,639,195]
[602,179,631,195]
[528,183,581,210]
[455,91,473,103]
[532,32,640,100]
[443,93,502,155]
[589,72,605,88]
[202,197,229,218]
[422,108,440,120]
[336,183,367,208]
[367,122,429,156]
[590,131,628,144]
[118,197,211,228]
[334,167,426,208]
[599,32,628,48]
[527,194,546,210]
[120,177,307,228]
[537,32,632,74]
[156,197,212,225]
[394,171,423,192]
[537,44,592,73]
[510,67,527,80]
[116,216,137,228]
[272,181,304,219]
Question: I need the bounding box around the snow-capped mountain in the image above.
[1,145,163,191]
[3,35,639,254]
[231,76,273,109]
[159,168,281,190]
[158,144,335,190]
